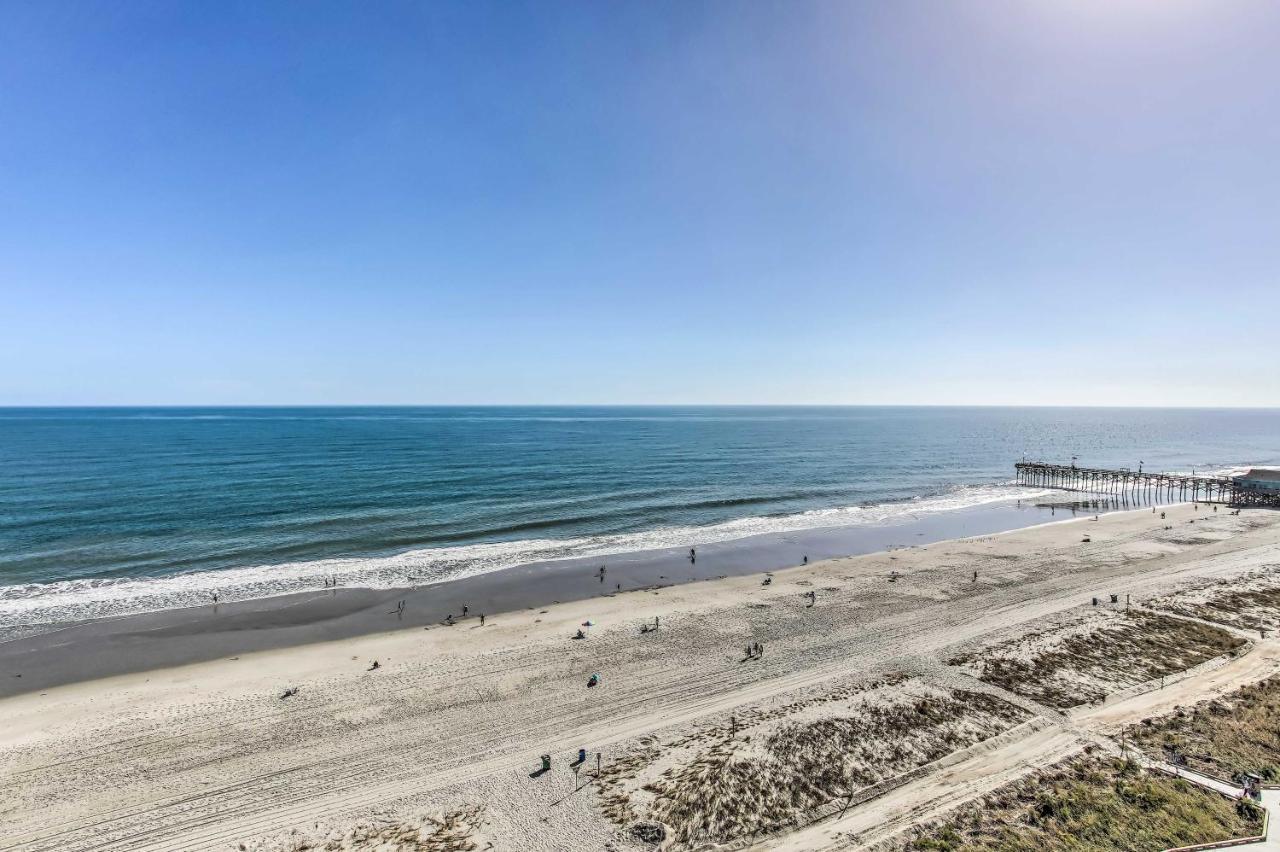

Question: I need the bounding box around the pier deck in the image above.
[1015,461,1280,507]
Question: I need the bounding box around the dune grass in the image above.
[650,691,1024,847]
[598,682,1027,849]
[239,805,485,851]
[899,755,1262,852]
[948,611,1245,710]
[1157,585,1280,633]
[1127,676,1280,781]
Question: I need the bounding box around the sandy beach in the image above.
[4,502,1280,851]
[0,498,1084,698]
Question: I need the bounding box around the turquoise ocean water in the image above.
[1,406,1277,633]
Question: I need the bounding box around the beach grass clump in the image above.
[237,805,486,851]
[948,611,1245,710]
[1149,572,1280,633]
[599,681,1027,849]
[1125,676,1280,781]
[895,755,1262,852]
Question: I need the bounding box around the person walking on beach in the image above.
[973,570,978,582]
[211,592,218,604]
[479,613,485,626]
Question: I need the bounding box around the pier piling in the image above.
[1014,462,1278,507]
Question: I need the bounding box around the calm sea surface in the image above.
[1,406,1277,631]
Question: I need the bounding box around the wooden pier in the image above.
[1015,461,1280,507]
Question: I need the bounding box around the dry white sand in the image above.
[3,503,1280,852]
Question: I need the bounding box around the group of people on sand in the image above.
[442,605,484,626]
[744,641,764,659]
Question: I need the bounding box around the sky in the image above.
[1,0,1278,406]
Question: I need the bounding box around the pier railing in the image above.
[1014,462,1279,507]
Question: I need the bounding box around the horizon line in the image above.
[2,403,1279,411]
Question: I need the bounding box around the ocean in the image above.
[1,406,1277,636]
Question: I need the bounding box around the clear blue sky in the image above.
[2,1,1277,406]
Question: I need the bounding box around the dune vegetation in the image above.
[1126,676,1280,781]
[1149,571,1280,633]
[897,755,1262,852]
[948,610,1245,710]
[598,677,1028,849]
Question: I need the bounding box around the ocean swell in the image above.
[0,482,1047,641]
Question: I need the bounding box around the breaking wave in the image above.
[0,482,1046,640]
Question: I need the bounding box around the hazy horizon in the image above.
[2,403,1280,410]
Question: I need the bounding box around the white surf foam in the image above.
[0,482,1050,639]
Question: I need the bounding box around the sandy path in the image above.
[761,723,1085,852]
[1258,789,1280,850]
[769,634,1280,851]
[2,503,1279,852]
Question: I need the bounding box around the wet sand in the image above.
[0,498,1116,697]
